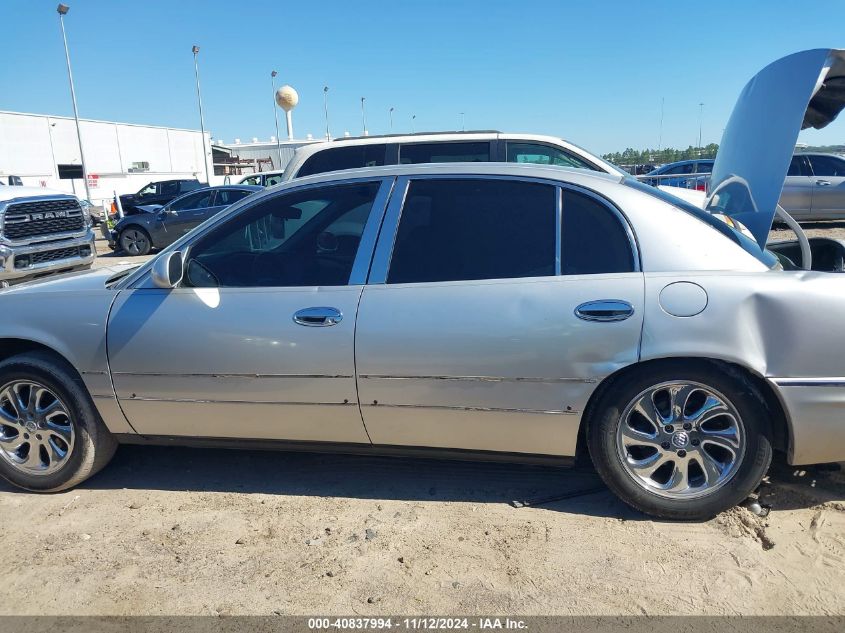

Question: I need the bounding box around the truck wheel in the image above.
[120,227,152,256]
[0,351,117,492]
[587,362,772,520]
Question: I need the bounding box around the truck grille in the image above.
[14,245,92,269]
[2,199,85,240]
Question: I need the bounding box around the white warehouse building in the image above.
[0,110,213,205]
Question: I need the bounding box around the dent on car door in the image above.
[356,177,644,457]
[106,178,393,442]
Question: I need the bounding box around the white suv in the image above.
[279,132,625,182]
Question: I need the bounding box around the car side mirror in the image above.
[151,251,184,289]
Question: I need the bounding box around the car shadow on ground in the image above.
[2,444,840,519]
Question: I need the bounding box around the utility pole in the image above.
[271,70,282,166]
[361,97,368,136]
[57,4,92,202]
[192,45,210,183]
[323,86,331,140]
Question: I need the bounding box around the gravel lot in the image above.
[1,230,844,616]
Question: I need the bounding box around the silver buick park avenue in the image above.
[2,49,845,520]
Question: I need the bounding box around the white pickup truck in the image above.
[0,185,96,287]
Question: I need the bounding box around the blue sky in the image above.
[1,0,843,155]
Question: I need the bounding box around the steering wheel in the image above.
[775,205,812,271]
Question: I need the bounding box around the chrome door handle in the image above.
[575,300,634,322]
[817,179,832,186]
[293,306,343,327]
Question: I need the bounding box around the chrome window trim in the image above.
[367,173,641,286]
[348,177,395,285]
[124,175,395,290]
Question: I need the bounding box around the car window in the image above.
[264,174,284,186]
[788,156,807,176]
[808,155,845,177]
[399,142,490,165]
[180,181,203,192]
[665,163,694,175]
[506,142,594,170]
[561,190,635,274]
[387,178,555,284]
[138,183,157,196]
[158,181,179,196]
[170,190,213,211]
[695,162,714,174]
[297,145,387,178]
[240,175,262,186]
[215,189,253,206]
[184,181,381,288]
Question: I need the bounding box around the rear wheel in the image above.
[119,227,152,256]
[0,352,117,492]
[587,362,772,520]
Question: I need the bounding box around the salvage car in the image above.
[1,49,844,520]
[110,185,261,255]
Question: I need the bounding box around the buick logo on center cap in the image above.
[672,431,690,449]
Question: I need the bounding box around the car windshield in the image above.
[623,179,780,269]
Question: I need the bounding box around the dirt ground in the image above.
[2,230,844,616]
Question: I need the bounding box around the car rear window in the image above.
[297,145,387,178]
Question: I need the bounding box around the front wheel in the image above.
[0,351,117,492]
[119,227,152,256]
[587,362,772,520]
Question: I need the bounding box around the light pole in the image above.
[411,114,416,133]
[460,112,465,131]
[389,107,394,133]
[270,71,282,166]
[698,102,704,155]
[658,96,664,156]
[360,97,368,136]
[191,45,210,183]
[323,86,331,140]
[56,4,91,203]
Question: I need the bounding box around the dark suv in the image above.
[119,179,204,215]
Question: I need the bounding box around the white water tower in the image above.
[275,85,299,140]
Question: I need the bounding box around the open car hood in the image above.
[706,49,845,248]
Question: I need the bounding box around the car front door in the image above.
[107,177,392,443]
[356,176,644,457]
[155,189,216,247]
[806,154,845,219]
[779,155,814,220]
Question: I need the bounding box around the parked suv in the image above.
[119,179,204,215]
[0,187,96,286]
[280,132,626,182]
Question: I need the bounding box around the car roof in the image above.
[269,161,624,192]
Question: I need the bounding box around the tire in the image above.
[119,226,152,256]
[0,351,117,492]
[587,361,772,520]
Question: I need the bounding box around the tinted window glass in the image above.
[506,142,594,170]
[181,181,203,192]
[240,175,261,186]
[788,156,805,176]
[215,189,253,206]
[399,142,490,165]
[665,163,694,175]
[297,145,387,177]
[696,162,714,173]
[170,190,213,211]
[561,191,634,275]
[137,183,156,196]
[387,179,555,284]
[264,173,284,186]
[159,181,179,196]
[808,155,845,177]
[185,182,380,288]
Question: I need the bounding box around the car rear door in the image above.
[779,156,815,220]
[806,155,845,218]
[107,177,392,443]
[355,175,644,457]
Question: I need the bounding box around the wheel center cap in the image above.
[671,431,690,449]
[24,420,38,433]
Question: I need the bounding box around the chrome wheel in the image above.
[0,381,75,476]
[121,229,149,256]
[615,381,744,499]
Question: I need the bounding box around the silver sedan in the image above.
[781,152,845,221]
[1,48,845,520]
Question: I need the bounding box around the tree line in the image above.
[602,144,719,166]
